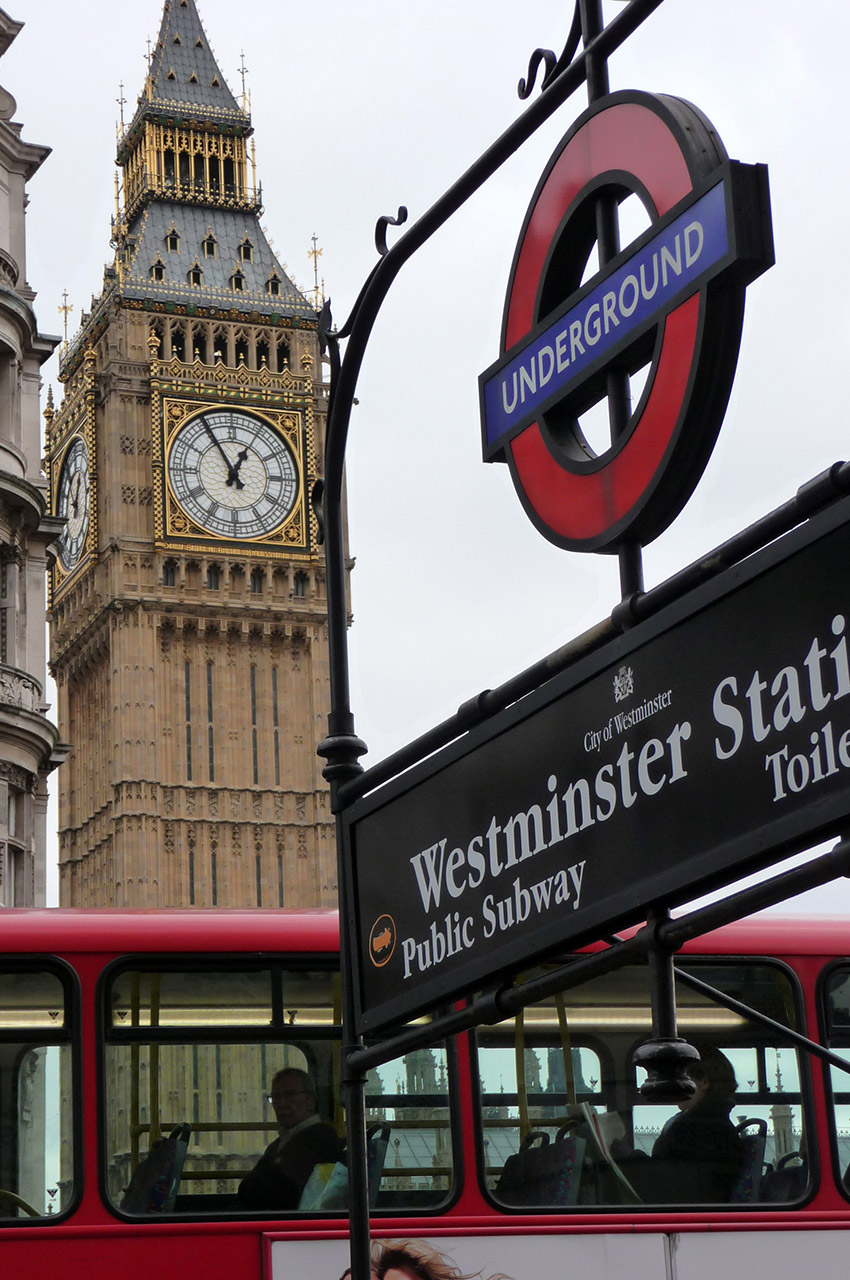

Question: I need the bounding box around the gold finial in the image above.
[308,234,323,309]
[58,291,73,345]
[43,385,55,438]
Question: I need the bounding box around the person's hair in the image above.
[689,1044,737,1101]
[368,1240,511,1280]
[270,1066,316,1104]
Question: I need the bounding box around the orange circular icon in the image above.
[368,915,396,967]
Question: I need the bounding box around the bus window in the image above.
[102,963,456,1215]
[103,963,342,1215]
[475,959,810,1209]
[0,967,74,1221]
[820,966,850,1195]
[366,1044,455,1209]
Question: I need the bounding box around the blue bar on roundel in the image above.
[481,180,729,454]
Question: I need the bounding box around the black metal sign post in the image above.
[314,3,793,1277]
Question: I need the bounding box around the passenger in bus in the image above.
[237,1067,342,1210]
[647,1044,744,1202]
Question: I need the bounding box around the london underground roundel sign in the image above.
[479,91,774,553]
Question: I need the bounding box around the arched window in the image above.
[239,238,254,263]
[163,560,177,587]
[249,567,264,595]
[188,261,203,287]
[150,257,166,282]
[203,234,217,259]
[206,565,220,590]
[267,274,281,298]
[170,325,186,362]
[230,270,245,292]
[166,228,180,253]
[292,571,308,598]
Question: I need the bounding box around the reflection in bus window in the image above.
[103,964,455,1215]
[0,968,74,1221]
[366,1046,454,1207]
[475,960,810,1209]
[821,966,850,1195]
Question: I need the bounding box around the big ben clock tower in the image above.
[46,0,340,909]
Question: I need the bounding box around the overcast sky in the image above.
[6,0,850,912]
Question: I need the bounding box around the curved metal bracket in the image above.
[375,206,409,257]
[518,2,582,98]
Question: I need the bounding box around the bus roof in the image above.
[0,908,845,959]
[0,907,340,954]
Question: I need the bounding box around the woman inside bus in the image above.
[237,1066,342,1210]
[633,1044,744,1203]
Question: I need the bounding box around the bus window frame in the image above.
[96,953,464,1221]
[0,954,82,1227]
[97,951,343,1222]
[363,1020,464,1217]
[814,954,850,1203]
[469,951,817,1214]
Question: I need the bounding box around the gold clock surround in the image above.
[155,394,308,551]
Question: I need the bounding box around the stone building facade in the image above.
[0,11,66,906]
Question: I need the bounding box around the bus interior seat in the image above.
[120,1123,191,1214]
[366,1122,391,1206]
[761,1150,809,1202]
[730,1117,768,1203]
[495,1129,586,1207]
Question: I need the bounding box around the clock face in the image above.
[167,409,299,540]
[56,437,90,571]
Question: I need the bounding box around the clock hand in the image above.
[231,446,250,478]
[201,416,244,489]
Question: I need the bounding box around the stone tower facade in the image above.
[0,13,66,906]
[46,0,339,909]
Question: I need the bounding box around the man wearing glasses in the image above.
[238,1066,342,1209]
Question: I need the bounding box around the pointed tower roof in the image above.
[121,0,246,149]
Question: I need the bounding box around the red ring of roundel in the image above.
[503,100,702,550]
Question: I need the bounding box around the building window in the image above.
[293,571,308,598]
[184,660,193,781]
[166,230,180,253]
[203,234,217,259]
[207,661,215,783]
[230,270,245,292]
[267,275,281,297]
[249,568,264,595]
[239,238,253,263]
[163,560,176,587]
[171,325,186,361]
[250,666,259,785]
[272,667,280,787]
[206,565,220,590]
[188,263,203,287]
[150,258,166,282]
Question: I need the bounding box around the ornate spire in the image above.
[146,0,244,124]
[119,0,247,166]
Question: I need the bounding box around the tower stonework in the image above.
[46,0,341,909]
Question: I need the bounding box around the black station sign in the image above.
[347,498,850,1032]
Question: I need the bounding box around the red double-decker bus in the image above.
[2,908,849,1279]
